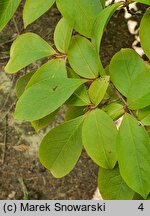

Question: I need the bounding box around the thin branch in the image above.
[0,37,17,47]
[13,16,20,35]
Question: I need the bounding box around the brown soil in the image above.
[0,2,147,200]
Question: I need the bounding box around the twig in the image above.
[0,37,17,47]
[1,115,8,165]
[13,16,20,35]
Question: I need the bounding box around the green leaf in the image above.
[138,106,150,126]
[14,78,86,121]
[56,0,103,38]
[102,102,124,120]
[54,18,73,53]
[16,72,34,98]
[135,0,150,5]
[67,85,91,106]
[117,114,150,198]
[68,36,100,79]
[5,33,56,73]
[65,106,85,121]
[32,110,58,132]
[82,109,117,169]
[39,116,84,178]
[110,49,145,96]
[139,8,150,59]
[23,0,55,27]
[98,166,135,200]
[127,71,150,110]
[26,59,67,88]
[92,3,122,53]
[89,76,110,106]
[0,0,21,32]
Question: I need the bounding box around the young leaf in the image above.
[23,0,55,28]
[98,166,135,200]
[68,36,100,79]
[127,71,150,110]
[26,59,67,88]
[14,78,86,121]
[138,106,150,126]
[39,116,84,178]
[56,0,103,38]
[5,33,56,73]
[110,49,145,96]
[65,106,85,121]
[88,76,110,106]
[32,110,58,132]
[82,109,117,169]
[54,18,73,53]
[16,72,34,98]
[139,8,150,59]
[117,114,150,198]
[102,102,124,120]
[0,0,21,32]
[66,85,91,107]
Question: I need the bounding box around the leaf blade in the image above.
[5,33,56,73]
[39,116,84,178]
[98,166,135,200]
[68,36,100,78]
[140,8,150,59]
[0,0,21,32]
[110,48,145,96]
[127,70,150,110]
[82,109,117,169]
[23,0,55,27]
[54,17,73,53]
[14,78,86,121]
[56,0,103,38]
[117,114,150,198]
[26,59,67,88]
[89,76,110,106]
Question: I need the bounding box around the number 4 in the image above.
[138,203,144,211]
